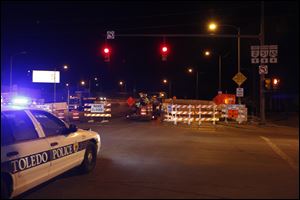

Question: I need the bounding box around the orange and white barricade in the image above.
[164,103,219,126]
[220,104,248,124]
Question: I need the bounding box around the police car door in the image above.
[29,110,83,178]
[1,110,50,197]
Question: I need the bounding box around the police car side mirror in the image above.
[68,124,78,133]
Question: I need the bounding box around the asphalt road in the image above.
[20,118,299,199]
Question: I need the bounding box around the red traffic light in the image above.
[162,46,168,53]
[103,47,110,54]
[102,46,111,62]
[160,44,169,61]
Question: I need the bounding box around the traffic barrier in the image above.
[71,111,80,120]
[164,103,219,126]
[219,104,248,124]
[56,111,65,120]
[84,102,111,122]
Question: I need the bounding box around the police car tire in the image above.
[79,142,97,173]
[1,176,9,199]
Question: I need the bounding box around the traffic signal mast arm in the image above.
[104,33,260,39]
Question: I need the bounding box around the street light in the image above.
[162,79,172,98]
[119,81,127,93]
[208,22,217,31]
[204,51,211,56]
[208,22,240,73]
[208,21,241,102]
[204,50,229,93]
[10,51,27,92]
[187,67,199,99]
[53,65,69,103]
[65,83,70,122]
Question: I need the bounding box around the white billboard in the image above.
[32,70,60,83]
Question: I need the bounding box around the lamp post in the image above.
[65,83,70,122]
[119,81,127,93]
[54,65,68,103]
[163,79,172,98]
[208,23,240,72]
[10,51,27,92]
[187,68,199,99]
[204,50,230,93]
[208,22,241,102]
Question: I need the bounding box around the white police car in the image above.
[1,106,101,198]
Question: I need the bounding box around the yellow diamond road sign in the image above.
[232,72,247,86]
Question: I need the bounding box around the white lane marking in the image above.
[260,136,298,171]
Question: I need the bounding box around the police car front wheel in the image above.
[79,142,97,173]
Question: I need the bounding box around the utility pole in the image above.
[259,1,266,124]
[169,81,172,98]
[196,71,199,99]
[237,27,241,104]
[54,68,56,103]
[218,55,222,92]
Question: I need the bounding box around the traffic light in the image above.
[103,47,111,62]
[265,78,271,90]
[272,78,280,89]
[161,44,169,61]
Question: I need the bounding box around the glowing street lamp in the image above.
[204,51,211,56]
[208,22,217,31]
[162,79,172,98]
[53,64,69,103]
[187,67,199,99]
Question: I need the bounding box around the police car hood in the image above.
[76,128,99,139]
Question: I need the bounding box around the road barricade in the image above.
[219,104,248,124]
[163,103,219,125]
[84,102,111,122]
[70,110,80,121]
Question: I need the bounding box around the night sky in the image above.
[1,1,299,100]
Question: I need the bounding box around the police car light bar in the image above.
[12,96,30,105]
